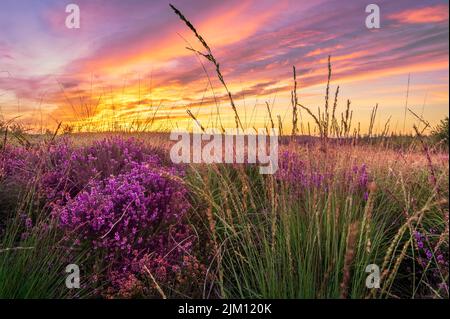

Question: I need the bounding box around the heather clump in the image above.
[0,144,40,183]
[40,137,161,206]
[55,162,206,298]
[1,137,209,298]
[276,148,370,199]
[0,145,39,226]
[277,149,332,189]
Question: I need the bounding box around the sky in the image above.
[0,0,448,134]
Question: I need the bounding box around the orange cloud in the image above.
[73,0,288,77]
[318,50,370,64]
[306,45,344,57]
[388,4,449,24]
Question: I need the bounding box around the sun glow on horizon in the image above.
[0,0,448,135]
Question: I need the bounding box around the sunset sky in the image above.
[0,0,448,134]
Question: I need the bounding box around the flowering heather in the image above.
[0,145,36,181]
[0,145,39,228]
[276,148,370,199]
[40,137,161,206]
[55,161,205,297]
[1,137,208,298]
[413,230,449,296]
[277,150,330,188]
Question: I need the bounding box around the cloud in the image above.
[388,4,449,24]
[1,0,448,131]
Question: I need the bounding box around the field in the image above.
[0,129,448,299]
[0,4,448,300]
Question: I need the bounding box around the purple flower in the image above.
[276,149,371,200]
[414,231,422,241]
[25,217,33,229]
[363,191,369,201]
[54,160,196,297]
[39,137,162,206]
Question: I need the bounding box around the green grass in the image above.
[186,143,448,299]
[0,186,91,299]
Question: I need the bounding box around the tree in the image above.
[432,117,449,144]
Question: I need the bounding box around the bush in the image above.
[432,117,449,145]
[40,137,161,204]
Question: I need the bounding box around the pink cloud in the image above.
[388,4,449,24]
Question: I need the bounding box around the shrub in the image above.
[40,137,161,206]
[55,162,206,298]
[432,117,449,145]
